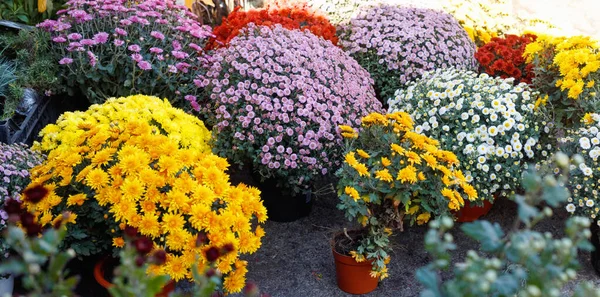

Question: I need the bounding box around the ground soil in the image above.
[234,194,600,297]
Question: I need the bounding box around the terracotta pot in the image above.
[454,198,494,223]
[590,222,600,276]
[94,257,175,296]
[332,248,378,295]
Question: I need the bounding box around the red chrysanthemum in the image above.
[206,3,338,50]
[475,34,537,84]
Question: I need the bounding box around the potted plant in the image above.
[24,94,267,294]
[333,111,477,294]
[475,33,537,84]
[557,112,600,275]
[206,2,338,50]
[389,68,547,221]
[37,0,212,107]
[196,24,382,222]
[0,142,45,294]
[338,5,477,103]
[524,35,600,128]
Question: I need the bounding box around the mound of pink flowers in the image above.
[38,0,212,106]
[339,5,478,102]
[195,24,382,195]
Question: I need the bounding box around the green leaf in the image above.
[460,221,504,252]
[515,195,539,224]
[492,275,519,295]
[415,267,441,296]
[541,185,569,207]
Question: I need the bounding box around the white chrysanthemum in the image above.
[488,126,498,136]
[477,144,487,155]
[494,164,502,171]
[495,147,505,157]
[582,167,593,176]
[566,203,576,213]
[586,200,595,207]
[580,137,591,150]
[478,156,486,163]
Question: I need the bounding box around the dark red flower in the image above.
[124,226,139,238]
[152,249,167,265]
[196,231,208,247]
[205,246,220,262]
[135,256,146,267]
[25,223,42,237]
[4,198,23,215]
[23,185,49,204]
[475,33,537,84]
[133,236,154,255]
[19,212,35,227]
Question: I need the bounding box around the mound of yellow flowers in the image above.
[336,112,476,279]
[25,95,267,293]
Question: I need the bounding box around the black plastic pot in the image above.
[591,222,600,276]
[0,93,60,145]
[253,174,313,222]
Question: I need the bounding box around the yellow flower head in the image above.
[381,157,391,167]
[397,165,418,184]
[344,186,360,201]
[375,169,394,183]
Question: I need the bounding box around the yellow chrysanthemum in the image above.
[112,237,125,248]
[462,183,478,201]
[375,169,393,183]
[356,149,370,159]
[66,194,87,207]
[381,157,391,167]
[352,163,370,177]
[344,152,358,166]
[397,165,418,184]
[85,168,109,190]
[344,186,360,201]
[416,213,431,225]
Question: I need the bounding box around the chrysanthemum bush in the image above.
[206,2,338,50]
[195,24,382,196]
[37,0,213,106]
[552,113,600,223]
[475,34,537,84]
[524,35,600,128]
[338,5,477,102]
[389,68,546,200]
[274,0,441,25]
[0,143,44,262]
[336,112,477,279]
[24,95,267,293]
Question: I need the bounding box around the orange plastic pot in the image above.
[94,257,175,297]
[454,199,494,223]
[332,248,378,295]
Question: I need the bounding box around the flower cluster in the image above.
[25,95,267,293]
[559,113,600,222]
[337,112,476,279]
[37,0,213,106]
[475,34,537,84]
[338,5,477,102]
[0,143,45,203]
[283,0,441,25]
[0,143,44,260]
[196,25,382,196]
[389,68,545,199]
[524,35,600,127]
[206,3,338,50]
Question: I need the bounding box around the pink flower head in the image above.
[113,39,124,46]
[87,51,97,67]
[131,54,143,62]
[114,28,127,36]
[80,39,97,46]
[137,61,152,71]
[150,31,165,40]
[59,57,73,65]
[171,50,189,59]
[175,62,190,73]
[189,43,202,52]
[128,44,141,52]
[172,40,182,51]
[149,47,163,54]
[93,32,109,44]
[52,36,67,43]
[67,33,82,40]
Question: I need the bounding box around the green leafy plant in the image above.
[417,152,600,297]
[0,28,62,120]
[0,197,78,297]
[0,0,64,25]
[0,58,16,100]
